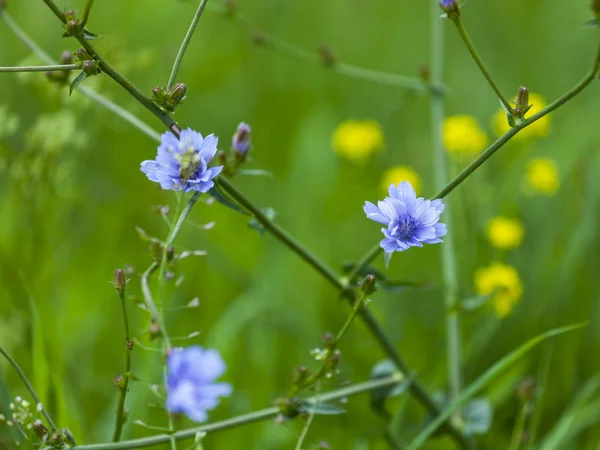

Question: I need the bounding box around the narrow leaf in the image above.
[69,71,87,96]
[208,183,249,216]
[406,323,587,450]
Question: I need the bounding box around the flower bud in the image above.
[65,10,77,21]
[232,122,251,155]
[64,19,80,36]
[33,420,49,440]
[60,51,73,65]
[252,31,267,46]
[291,366,309,386]
[114,269,126,292]
[82,59,99,76]
[513,86,531,118]
[274,397,299,419]
[126,340,134,351]
[439,0,460,18]
[76,48,91,62]
[149,321,162,340]
[322,332,335,349]
[167,83,187,107]
[361,274,377,296]
[318,44,336,67]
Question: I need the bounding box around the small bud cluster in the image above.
[221,122,252,176]
[151,83,187,113]
[73,48,100,76]
[63,10,82,37]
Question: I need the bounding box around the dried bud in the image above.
[439,0,460,18]
[232,122,251,155]
[114,269,126,292]
[252,31,267,46]
[167,83,187,107]
[517,376,536,402]
[318,44,336,67]
[513,86,531,118]
[361,274,377,296]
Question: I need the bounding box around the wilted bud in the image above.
[292,366,309,386]
[232,122,251,155]
[167,83,187,107]
[361,274,377,296]
[439,0,460,18]
[114,269,126,292]
[318,44,336,67]
[33,420,49,440]
[513,86,531,118]
[517,376,535,402]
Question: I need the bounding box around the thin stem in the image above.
[432,0,462,417]
[113,285,133,442]
[141,262,161,324]
[1,12,161,143]
[72,374,402,450]
[205,3,430,93]
[451,17,513,114]
[216,178,345,290]
[0,346,57,431]
[81,0,95,28]
[0,64,79,72]
[508,403,528,450]
[294,384,320,450]
[41,0,66,23]
[167,0,210,90]
[336,293,367,343]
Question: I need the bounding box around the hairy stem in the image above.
[167,0,210,90]
[72,374,402,450]
[0,346,57,431]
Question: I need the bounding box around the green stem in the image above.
[1,12,162,143]
[41,0,66,23]
[72,374,402,450]
[508,403,529,450]
[0,346,57,431]
[141,262,161,324]
[336,293,367,343]
[451,17,513,114]
[112,286,133,442]
[216,177,344,290]
[294,384,320,450]
[80,0,95,28]
[167,0,210,90]
[0,64,79,72]
[432,0,462,414]
[206,3,430,93]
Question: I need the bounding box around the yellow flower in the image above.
[380,166,421,195]
[475,262,523,317]
[526,158,560,195]
[486,217,524,250]
[443,115,488,158]
[332,120,384,163]
[492,92,550,140]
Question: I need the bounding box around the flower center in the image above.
[176,146,201,182]
[394,216,417,240]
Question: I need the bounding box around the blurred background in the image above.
[1,0,600,448]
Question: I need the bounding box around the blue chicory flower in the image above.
[232,122,251,155]
[166,346,232,422]
[141,128,223,192]
[440,0,457,8]
[364,182,447,254]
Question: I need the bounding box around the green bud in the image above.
[274,397,299,419]
[33,420,49,440]
[513,86,531,118]
[64,19,80,37]
[114,269,126,292]
[65,10,77,21]
[60,50,73,65]
[82,59,99,76]
[167,83,187,106]
[291,366,309,386]
[361,274,377,295]
[322,332,335,349]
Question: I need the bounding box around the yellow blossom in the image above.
[526,158,560,195]
[492,92,550,140]
[486,217,524,250]
[332,120,384,163]
[380,166,421,195]
[443,115,488,158]
[475,262,523,317]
